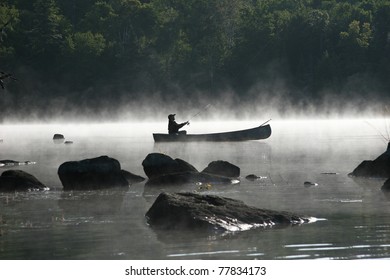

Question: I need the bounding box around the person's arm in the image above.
[178,121,189,129]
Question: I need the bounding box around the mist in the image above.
[1,64,388,124]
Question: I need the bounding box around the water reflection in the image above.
[58,189,127,217]
[1,120,390,259]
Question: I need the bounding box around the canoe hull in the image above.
[153,124,271,142]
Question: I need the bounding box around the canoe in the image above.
[153,124,271,142]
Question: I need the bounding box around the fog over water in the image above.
[1,117,390,259]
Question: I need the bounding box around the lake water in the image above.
[1,119,390,260]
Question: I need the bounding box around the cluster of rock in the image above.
[53,134,73,145]
[349,142,390,191]
[0,152,316,233]
[142,153,239,186]
[1,152,262,191]
[0,155,145,192]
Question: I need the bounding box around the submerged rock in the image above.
[0,170,48,192]
[246,174,261,181]
[350,143,390,178]
[0,159,36,167]
[146,192,312,232]
[381,178,390,191]
[58,155,130,190]
[201,160,240,178]
[304,181,318,186]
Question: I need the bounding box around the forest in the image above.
[0,0,389,120]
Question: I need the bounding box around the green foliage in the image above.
[0,2,19,60]
[70,32,106,56]
[1,0,390,109]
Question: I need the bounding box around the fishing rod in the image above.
[365,120,389,143]
[187,104,212,123]
[259,118,272,127]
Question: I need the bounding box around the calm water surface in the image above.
[1,119,390,259]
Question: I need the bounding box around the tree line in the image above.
[1,0,389,119]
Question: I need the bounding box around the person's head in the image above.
[168,114,176,121]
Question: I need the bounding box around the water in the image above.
[1,119,390,259]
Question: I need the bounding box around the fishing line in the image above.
[383,105,390,140]
[187,104,213,122]
[364,120,389,143]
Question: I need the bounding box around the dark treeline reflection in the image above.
[1,0,389,120]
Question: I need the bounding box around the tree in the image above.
[0,2,19,61]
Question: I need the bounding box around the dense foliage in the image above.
[1,0,389,119]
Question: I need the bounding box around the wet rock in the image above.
[202,160,240,178]
[142,153,197,179]
[146,192,312,232]
[58,155,129,190]
[349,143,390,178]
[0,160,36,167]
[304,181,318,186]
[0,170,48,192]
[53,134,65,140]
[381,178,390,191]
[246,174,260,181]
[142,153,240,186]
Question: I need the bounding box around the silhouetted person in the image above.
[168,114,189,134]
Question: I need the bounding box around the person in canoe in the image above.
[168,114,189,134]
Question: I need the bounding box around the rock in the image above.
[146,192,312,232]
[53,134,65,140]
[202,160,240,178]
[304,181,318,186]
[0,170,48,192]
[53,134,65,144]
[381,178,390,191]
[350,143,390,178]
[0,160,36,167]
[64,141,73,145]
[58,156,129,190]
[246,174,260,181]
[145,171,234,186]
[121,170,145,184]
[142,153,198,179]
[142,153,240,186]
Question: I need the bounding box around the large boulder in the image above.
[0,170,47,192]
[201,160,240,178]
[349,143,390,178]
[142,153,198,179]
[58,155,130,190]
[146,192,312,232]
